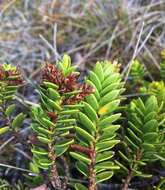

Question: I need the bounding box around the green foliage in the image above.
[148,81,165,107]
[117,96,164,184]
[130,60,147,82]
[0,179,28,190]
[30,55,93,188]
[0,64,24,135]
[70,61,124,189]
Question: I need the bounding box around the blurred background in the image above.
[0,0,165,78]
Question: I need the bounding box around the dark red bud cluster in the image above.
[0,65,23,85]
[42,63,94,105]
[64,83,95,105]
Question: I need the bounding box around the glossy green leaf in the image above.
[48,88,60,100]
[98,100,120,116]
[0,126,10,135]
[75,127,95,143]
[85,94,99,111]
[43,81,58,89]
[82,101,98,122]
[89,71,102,91]
[78,112,96,133]
[96,151,114,163]
[99,90,120,106]
[70,152,91,164]
[12,113,25,129]
[76,161,89,177]
[56,139,74,147]
[96,140,120,152]
[75,183,88,190]
[94,62,104,82]
[5,104,15,117]
[99,113,121,127]
[38,136,52,144]
[96,171,113,184]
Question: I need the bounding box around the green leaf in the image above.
[60,109,79,115]
[96,151,114,163]
[56,139,74,147]
[85,94,99,111]
[94,62,104,82]
[0,126,10,135]
[29,162,40,173]
[89,71,102,91]
[99,113,121,126]
[4,95,14,101]
[39,159,53,167]
[145,95,158,113]
[55,146,69,157]
[38,136,52,144]
[99,90,120,106]
[143,132,158,143]
[75,183,88,190]
[70,152,91,164]
[125,136,138,150]
[12,113,25,129]
[48,88,60,100]
[100,82,122,97]
[5,104,16,117]
[76,161,89,177]
[78,112,96,133]
[142,143,155,151]
[75,127,95,143]
[82,101,98,122]
[56,125,74,131]
[62,54,71,69]
[128,121,143,136]
[102,73,120,89]
[63,104,84,109]
[143,119,158,133]
[118,151,130,163]
[37,126,54,135]
[153,154,165,162]
[144,112,156,123]
[114,160,129,173]
[31,147,48,156]
[98,100,120,116]
[96,140,120,152]
[47,99,61,111]
[132,169,152,178]
[41,118,56,128]
[86,79,100,100]
[101,124,120,133]
[95,161,119,171]
[96,171,113,184]
[127,128,142,145]
[57,119,76,124]
[43,81,58,89]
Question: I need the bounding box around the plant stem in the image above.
[88,143,97,190]
[122,170,133,190]
[122,149,142,190]
[48,143,62,189]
